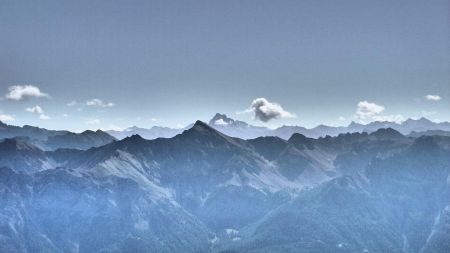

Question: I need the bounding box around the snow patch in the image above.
[134,218,149,231]
[225,228,239,236]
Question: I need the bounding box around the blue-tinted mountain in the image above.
[0,121,449,253]
[220,136,450,253]
[0,121,116,150]
[106,125,189,140]
[45,129,117,150]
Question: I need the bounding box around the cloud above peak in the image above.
[355,101,385,120]
[5,85,49,101]
[354,101,403,123]
[243,98,296,122]
[86,98,115,107]
[425,94,441,101]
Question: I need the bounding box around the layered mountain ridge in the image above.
[0,120,449,252]
[106,113,450,140]
[0,121,116,151]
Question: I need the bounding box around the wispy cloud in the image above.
[86,98,115,107]
[85,118,101,125]
[420,110,437,117]
[25,105,50,120]
[372,114,404,123]
[67,100,77,106]
[5,85,49,100]
[240,98,296,122]
[425,94,441,101]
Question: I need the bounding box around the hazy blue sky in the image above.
[0,0,448,131]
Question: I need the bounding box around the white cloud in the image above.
[25,105,50,120]
[425,94,441,101]
[243,98,296,122]
[372,114,404,123]
[86,98,115,107]
[5,85,49,100]
[85,118,100,125]
[354,101,403,123]
[355,101,385,120]
[67,100,77,106]
[0,112,15,122]
[63,113,69,117]
[420,110,437,117]
[338,116,346,121]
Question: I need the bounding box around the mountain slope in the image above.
[0,122,449,253]
[221,136,450,253]
[0,121,117,150]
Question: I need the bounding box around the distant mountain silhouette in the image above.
[0,121,116,150]
[105,114,450,140]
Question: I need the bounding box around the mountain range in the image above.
[106,113,450,140]
[0,119,449,252]
[2,114,449,150]
[0,120,116,151]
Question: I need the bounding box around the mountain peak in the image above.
[370,128,404,139]
[189,120,218,133]
[208,113,233,125]
[128,134,145,140]
[405,117,432,124]
[208,113,250,128]
[180,120,232,141]
[288,133,314,149]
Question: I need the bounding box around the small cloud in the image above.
[355,101,385,120]
[0,112,15,122]
[26,105,44,114]
[67,100,77,106]
[372,114,404,123]
[242,98,296,122]
[338,116,346,121]
[25,105,50,120]
[5,85,49,101]
[86,98,115,107]
[63,113,69,117]
[85,118,100,125]
[149,118,161,123]
[425,94,441,101]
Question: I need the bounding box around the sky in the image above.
[0,0,449,132]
